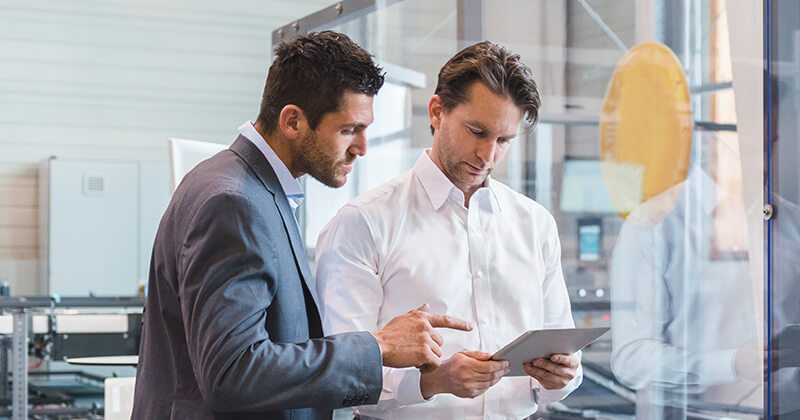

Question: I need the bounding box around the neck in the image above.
[254,120,303,178]
[460,186,480,208]
[428,148,481,208]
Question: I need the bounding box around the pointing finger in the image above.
[426,314,473,331]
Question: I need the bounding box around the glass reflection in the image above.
[286,0,773,418]
[767,0,800,413]
[610,161,761,418]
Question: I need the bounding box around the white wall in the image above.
[0,0,331,294]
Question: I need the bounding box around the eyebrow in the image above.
[340,122,369,129]
[465,120,517,139]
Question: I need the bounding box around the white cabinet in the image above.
[39,158,169,296]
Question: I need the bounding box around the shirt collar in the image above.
[238,121,304,204]
[687,164,725,216]
[412,149,501,212]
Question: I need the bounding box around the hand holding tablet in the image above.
[491,327,609,376]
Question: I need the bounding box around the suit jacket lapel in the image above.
[229,136,322,313]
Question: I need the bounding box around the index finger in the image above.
[426,314,473,331]
[550,354,579,368]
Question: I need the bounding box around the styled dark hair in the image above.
[432,41,540,134]
[257,31,385,133]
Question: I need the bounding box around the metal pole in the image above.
[271,0,402,46]
[11,310,27,420]
[0,337,9,402]
[457,0,483,50]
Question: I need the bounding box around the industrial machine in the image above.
[0,296,143,419]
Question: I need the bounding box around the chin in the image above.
[461,172,486,184]
[327,175,347,188]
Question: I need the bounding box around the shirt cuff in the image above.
[703,348,737,384]
[385,368,433,406]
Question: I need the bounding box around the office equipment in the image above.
[168,138,228,192]
[560,160,641,213]
[104,377,136,420]
[39,158,169,296]
[492,327,609,376]
[0,296,144,419]
[578,217,603,262]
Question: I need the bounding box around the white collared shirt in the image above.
[610,166,762,407]
[238,121,304,213]
[315,150,582,420]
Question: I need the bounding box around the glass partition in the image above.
[766,1,800,418]
[282,0,771,418]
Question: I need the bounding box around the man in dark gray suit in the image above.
[131,31,471,420]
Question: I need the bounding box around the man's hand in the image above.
[372,304,472,369]
[523,353,579,390]
[734,343,764,382]
[735,342,800,382]
[419,351,509,399]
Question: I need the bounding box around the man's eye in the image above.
[469,128,484,136]
[342,129,355,135]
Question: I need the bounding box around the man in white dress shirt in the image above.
[315,41,582,420]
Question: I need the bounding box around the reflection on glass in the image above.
[768,1,800,415]
[610,164,761,417]
[285,0,772,418]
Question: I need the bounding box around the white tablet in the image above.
[491,327,609,376]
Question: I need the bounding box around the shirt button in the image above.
[476,270,484,278]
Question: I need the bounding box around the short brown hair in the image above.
[432,41,540,134]
[257,31,385,134]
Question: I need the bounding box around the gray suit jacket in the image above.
[131,136,383,419]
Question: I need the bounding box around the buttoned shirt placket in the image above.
[463,187,500,418]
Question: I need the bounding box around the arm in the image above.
[179,192,382,412]
[316,205,496,408]
[315,205,432,409]
[609,221,736,392]
[529,215,583,404]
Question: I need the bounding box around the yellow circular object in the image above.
[600,42,692,224]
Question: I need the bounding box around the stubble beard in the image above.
[297,130,346,188]
[435,134,491,192]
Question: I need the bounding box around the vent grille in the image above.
[83,174,105,196]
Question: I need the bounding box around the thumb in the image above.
[415,303,430,313]
[460,350,493,361]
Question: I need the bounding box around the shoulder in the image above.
[319,171,414,242]
[180,149,256,198]
[491,179,557,230]
[170,151,276,230]
[347,170,414,211]
[624,181,684,229]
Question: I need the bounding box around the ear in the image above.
[429,95,444,133]
[278,105,308,141]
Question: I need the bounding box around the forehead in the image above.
[449,82,523,134]
[322,90,374,125]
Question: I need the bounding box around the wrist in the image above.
[370,331,387,361]
[419,370,442,399]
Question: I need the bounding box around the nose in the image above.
[350,132,368,157]
[475,140,497,165]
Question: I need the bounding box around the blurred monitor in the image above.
[560,160,642,213]
[578,217,603,262]
[168,138,227,192]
